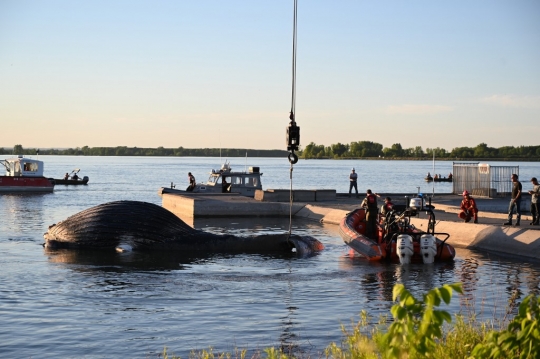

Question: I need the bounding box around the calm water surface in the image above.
[1,156,540,358]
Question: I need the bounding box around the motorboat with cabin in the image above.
[339,195,455,264]
[159,162,263,198]
[0,155,55,192]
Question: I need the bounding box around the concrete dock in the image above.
[160,191,540,261]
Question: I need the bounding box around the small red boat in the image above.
[0,155,55,193]
[339,197,455,264]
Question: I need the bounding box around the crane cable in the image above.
[290,0,298,122]
[286,0,299,244]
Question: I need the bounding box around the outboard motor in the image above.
[420,234,437,264]
[409,194,423,216]
[82,176,89,182]
[396,234,414,264]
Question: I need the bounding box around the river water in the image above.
[1,156,539,358]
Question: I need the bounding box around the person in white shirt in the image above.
[349,168,358,198]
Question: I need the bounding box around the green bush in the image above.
[470,294,540,359]
[381,283,463,358]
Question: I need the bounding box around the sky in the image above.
[1,0,539,151]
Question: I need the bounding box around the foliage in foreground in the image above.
[161,282,540,359]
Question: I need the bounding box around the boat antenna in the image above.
[286,0,301,245]
[432,149,435,197]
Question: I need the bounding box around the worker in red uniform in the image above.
[458,190,478,223]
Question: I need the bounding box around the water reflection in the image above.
[505,265,524,318]
[361,264,396,303]
[278,265,299,355]
[459,258,480,296]
[339,254,458,306]
[44,248,213,271]
[454,249,540,320]
[1,193,50,235]
[44,247,313,272]
[524,267,540,295]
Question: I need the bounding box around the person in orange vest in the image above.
[458,190,478,223]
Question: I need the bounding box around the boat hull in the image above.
[339,208,455,263]
[160,186,256,197]
[339,209,385,260]
[425,177,452,182]
[54,176,89,185]
[0,176,55,192]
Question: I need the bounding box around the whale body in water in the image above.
[43,200,324,256]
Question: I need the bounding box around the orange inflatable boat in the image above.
[339,199,455,264]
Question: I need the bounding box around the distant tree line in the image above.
[2,143,539,160]
[300,141,540,160]
[1,145,289,158]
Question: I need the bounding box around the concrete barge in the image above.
[160,189,540,261]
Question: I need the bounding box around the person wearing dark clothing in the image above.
[504,173,522,226]
[458,190,478,223]
[381,196,393,215]
[373,192,392,214]
[72,173,79,181]
[349,168,358,198]
[361,189,378,239]
[186,172,196,191]
[528,177,540,225]
[222,177,230,193]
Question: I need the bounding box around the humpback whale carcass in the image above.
[43,201,324,256]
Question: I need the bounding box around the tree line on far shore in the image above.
[2,142,539,160]
[1,145,288,158]
[300,141,540,160]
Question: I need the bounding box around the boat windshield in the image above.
[206,174,220,184]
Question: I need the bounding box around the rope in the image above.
[287,162,294,241]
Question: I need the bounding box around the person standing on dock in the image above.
[458,190,478,223]
[187,172,196,191]
[529,177,539,225]
[361,189,378,239]
[504,173,522,226]
[349,168,358,198]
